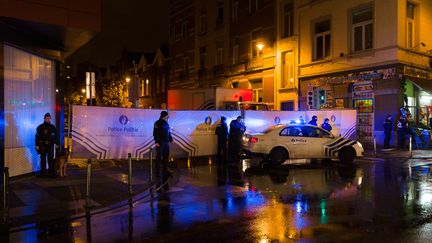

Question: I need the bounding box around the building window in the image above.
[157,78,161,94]
[184,56,189,72]
[200,13,207,34]
[283,2,294,38]
[140,80,144,96]
[161,76,166,92]
[182,21,188,39]
[251,29,261,58]
[217,0,224,25]
[250,79,263,102]
[145,79,149,96]
[249,0,260,14]
[406,1,416,48]
[352,7,373,52]
[200,46,207,69]
[313,19,331,60]
[282,51,295,88]
[233,44,239,64]
[232,1,239,22]
[217,47,223,65]
[170,25,175,43]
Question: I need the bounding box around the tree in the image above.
[100,79,132,107]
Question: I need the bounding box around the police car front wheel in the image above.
[269,147,288,165]
[339,147,355,164]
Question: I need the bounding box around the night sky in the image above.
[68,0,169,67]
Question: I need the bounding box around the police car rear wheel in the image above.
[269,147,288,165]
[339,147,355,164]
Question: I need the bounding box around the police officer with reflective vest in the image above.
[35,113,58,177]
[397,116,407,149]
[215,116,228,163]
[153,111,173,191]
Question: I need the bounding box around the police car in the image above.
[243,124,363,164]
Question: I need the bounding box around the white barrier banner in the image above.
[71,105,356,159]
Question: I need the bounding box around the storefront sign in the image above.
[352,81,374,95]
[404,66,431,80]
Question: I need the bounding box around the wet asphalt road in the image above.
[6,156,432,242]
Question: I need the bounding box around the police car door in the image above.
[299,126,333,159]
[281,126,307,158]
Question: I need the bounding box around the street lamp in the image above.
[126,77,130,83]
[256,43,264,51]
[81,89,86,94]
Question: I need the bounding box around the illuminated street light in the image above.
[256,43,264,51]
[126,77,131,83]
[81,89,86,94]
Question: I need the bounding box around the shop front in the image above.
[299,66,399,146]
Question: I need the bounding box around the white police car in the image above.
[243,124,363,164]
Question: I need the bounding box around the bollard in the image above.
[149,148,153,183]
[149,148,154,197]
[373,135,377,155]
[409,136,413,157]
[128,153,133,195]
[85,159,92,208]
[2,167,9,226]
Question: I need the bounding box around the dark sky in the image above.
[68,0,169,67]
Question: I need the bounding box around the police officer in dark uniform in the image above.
[215,116,228,163]
[383,114,393,149]
[35,113,58,177]
[228,116,246,159]
[308,115,318,126]
[153,111,173,191]
[321,118,332,132]
[397,116,407,149]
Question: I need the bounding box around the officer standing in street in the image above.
[321,118,332,132]
[383,114,393,149]
[153,111,173,191]
[35,113,58,177]
[228,116,246,159]
[397,115,407,149]
[308,115,318,126]
[215,116,228,163]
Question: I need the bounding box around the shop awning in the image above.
[406,76,432,94]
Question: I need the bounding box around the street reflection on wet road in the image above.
[7,157,432,242]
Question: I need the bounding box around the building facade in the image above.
[296,0,432,145]
[1,0,101,176]
[169,0,278,106]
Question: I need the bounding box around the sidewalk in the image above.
[5,160,153,228]
[363,146,432,160]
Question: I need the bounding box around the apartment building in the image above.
[169,0,277,105]
[297,0,432,144]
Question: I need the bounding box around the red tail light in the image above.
[249,137,258,143]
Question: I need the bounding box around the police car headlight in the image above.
[356,141,363,148]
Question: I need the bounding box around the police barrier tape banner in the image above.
[71,105,356,159]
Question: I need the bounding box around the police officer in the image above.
[383,114,393,149]
[228,116,246,159]
[308,115,318,126]
[321,118,332,132]
[35,113,58,177]
[397,116,407,149]
[153,111,173,191]
[215,116,228,163]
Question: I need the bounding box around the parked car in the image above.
[243,124,363,164]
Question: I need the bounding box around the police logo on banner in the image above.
[274,116,281,125]
[119,115,129,125]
